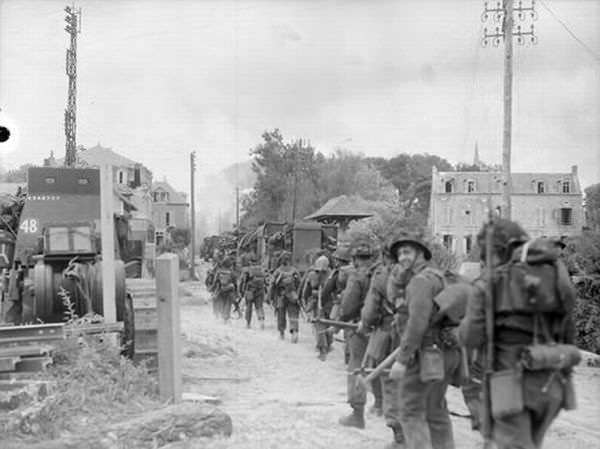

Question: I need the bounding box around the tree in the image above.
[584,183,600,231]
[247,130,322,224]
[368,153,453,221]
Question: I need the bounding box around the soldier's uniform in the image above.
[213,258,237,323]
[303,256,333,360]
[361,255,409,448]
[458,219,578,449]
[269,252,301,342]
[239,254,266,330]
[338,239,376,430]
[391,235,459,449]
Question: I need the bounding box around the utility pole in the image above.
[64,5,81,167]
[235,186,240,245]
[190,151,197,280]
[482,0,536,219]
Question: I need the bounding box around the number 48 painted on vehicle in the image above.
[19,219,38,234]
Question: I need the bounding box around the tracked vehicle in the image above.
[0,166,134,355]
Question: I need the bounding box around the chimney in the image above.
[571,165,578,176]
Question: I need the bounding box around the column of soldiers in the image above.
[204,215,579,449]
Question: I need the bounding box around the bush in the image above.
[5,337,160,441]
[564,231,600,354]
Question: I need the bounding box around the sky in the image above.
[0,0,599,199]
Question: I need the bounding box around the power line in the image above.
[539,0,600,64]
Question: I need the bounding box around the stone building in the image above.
[150,181,189,246]
[429,165,583,257]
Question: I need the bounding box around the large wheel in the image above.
[28,263,54,323]
[90,260,126,318]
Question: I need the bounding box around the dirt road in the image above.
[179,280,600,449]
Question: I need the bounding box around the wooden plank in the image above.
[134,310,157,330]
[0,345,52,358]
[156,254,182,403]
[64,322,124,338]
[135,329,158,351]
[0,356,21,372]
[15,356,52,373]
[100,158,116,323]
[0,323,64,344]
[132,297,157,309]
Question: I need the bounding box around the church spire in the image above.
[473,141,481,167]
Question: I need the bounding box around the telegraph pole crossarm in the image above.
[481,0,537,220]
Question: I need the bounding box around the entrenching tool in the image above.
[354,345,403,397]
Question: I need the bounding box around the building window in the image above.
[562,181,570,193]
[442,234,453,251]
[464,235,473,254]
[537,182,545,193]
[118,171,124,184]
[559,208,573,226]
[445,181,454,193]
[466,180,476,193]
[165,212,171,227]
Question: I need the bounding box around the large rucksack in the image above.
[246,265,265,291]
[217,269,235,293]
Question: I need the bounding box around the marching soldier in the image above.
[303,255,333,361]
[239,252,266,330]
[338,238,376,429]
[361,243,407,448]
[212,257,237,323]
[458,218,579,449]
[268,251,301,342]
[388,233,460,449]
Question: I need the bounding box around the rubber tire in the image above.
[30,263,54,322]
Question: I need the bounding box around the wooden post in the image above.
[100,154,116,323]
[502,0,514,220]
[156,253,182,403]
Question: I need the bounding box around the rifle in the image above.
[482,198,495,448]
[309,317,359,330]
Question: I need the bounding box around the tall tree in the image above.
[585,183,600,231]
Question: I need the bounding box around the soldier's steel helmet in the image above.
[477,218,528,254]
[314,255,330,271]
[350,238,374,258]
[389,232,432,261]
[279,251,291,263]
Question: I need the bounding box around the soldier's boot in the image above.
[382,426,405,449]
[246,321,251,329]
[259,319,265,330]
[290,330,299,344]
[338,407,365,429]
[279,330,285,340]
[318,347,327,361]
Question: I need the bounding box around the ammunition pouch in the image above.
[490,368,524,418]
[419,345,445,382]
[519,344,581,371]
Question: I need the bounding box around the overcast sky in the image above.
[0,0,599,194]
